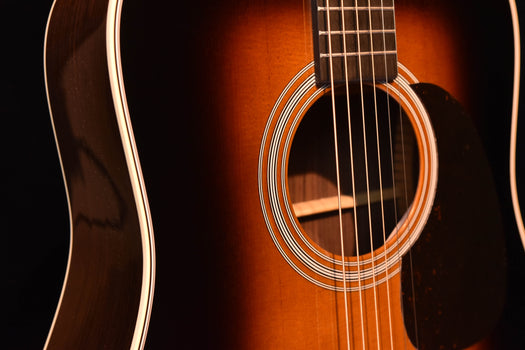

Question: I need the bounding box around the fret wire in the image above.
[320,50,397,58]
[319,29,396,35]
[318,6,394,11]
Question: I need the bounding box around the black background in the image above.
[3,1,69,348]
[4,0,525,349]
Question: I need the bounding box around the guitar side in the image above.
[44,0,154,348]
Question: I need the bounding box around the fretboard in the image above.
[312,0,398,84]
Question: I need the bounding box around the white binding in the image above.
[509,0,525,252]
[258,62,438,291]
[43,0,155,348]
[43,1,73,348]
[107,0,156,349]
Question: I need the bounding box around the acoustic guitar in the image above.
[43,0,522,348]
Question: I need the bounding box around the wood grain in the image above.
[45,0,146,348]
[44,0,515,348]
[119,0,512,348]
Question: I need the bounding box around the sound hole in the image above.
[288,85,419,257]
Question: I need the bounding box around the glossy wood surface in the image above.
[44,0,146,348]
[42,0,519,348]
[118,0,516,349]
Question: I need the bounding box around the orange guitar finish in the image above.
[44,0,514,348]
[129,0,511,349]
[140,0,507,349]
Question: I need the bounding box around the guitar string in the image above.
[382,2,413,348]
[377,2,419,348]
[376,0,396,348]
[354,0,382,348]
[378,2,416,348]
[363,1,396,348]
[339,0,367,347]
[325,1,353,348]
[397,95,420,349]
[324,2,408,349]
[323,2,419,348]
[388,3,420,343]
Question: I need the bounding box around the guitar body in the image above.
[124,0,513,348]
[45,0,519,349]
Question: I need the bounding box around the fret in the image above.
[312,0,398,84]
[319,29,396,35]
[320,50,397,58]
[318,6,394,11]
